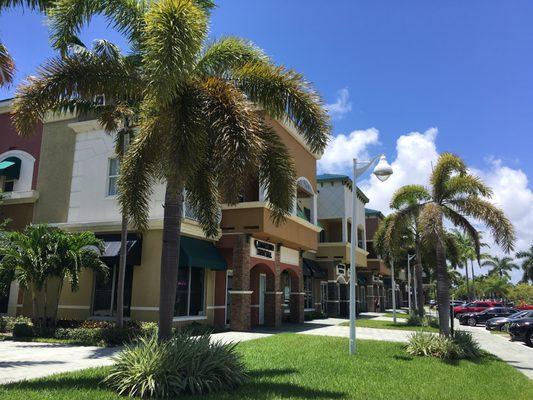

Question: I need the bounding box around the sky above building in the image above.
[1,1,532,281]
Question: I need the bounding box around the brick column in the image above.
[230,234,252,331]
[265,244,282,327]
[289,256,305,324]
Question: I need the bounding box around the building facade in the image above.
[0,99,43,316]
[4,108,322,331]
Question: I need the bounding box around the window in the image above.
[92,263,133,317]
[107,158,120,196]
[174,267,205,317]
[2,179,14,192]
[281,271,291,313]
[304,276,313,309]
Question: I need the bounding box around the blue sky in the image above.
[1,1,532,280]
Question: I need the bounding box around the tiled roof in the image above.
[317,174,369,203]
[365,208,385,219]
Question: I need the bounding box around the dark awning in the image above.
[302,258,327,278]
[0,156,21,180]
[179,236,227,271]
[96,234,142,266]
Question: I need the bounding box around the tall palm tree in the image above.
[451,229,477,300]
[0,224,107,326]
[387,153,514,335]
[389,187,427,317]
[12,0,330,340]
[0,1,54,86]
[481,255,519,280]
[516,245,533,284]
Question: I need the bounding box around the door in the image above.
[320,282,328,314]
[259,274,266,325]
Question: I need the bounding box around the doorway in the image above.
[259,273,266,325]
[320,281,328,314]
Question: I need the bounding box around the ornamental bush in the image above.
[105,333,248,398]
[406,331,482,360]
[12,322,34,338]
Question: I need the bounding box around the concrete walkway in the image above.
[457,323,533,379]
[0,341,120,385]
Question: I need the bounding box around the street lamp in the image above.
[349,154,393,355]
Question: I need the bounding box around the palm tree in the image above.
[13,0,330,340]
[481,255,519,280]
[516,245,533,284]
[387,153,514,335]
[0,1,53,86]
[451,229,477,300]
[0,224,107,326]
[389,187,426,317]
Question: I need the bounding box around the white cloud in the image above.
[320,126,533,283]
[317,128,380,174]
[325,88,352,119]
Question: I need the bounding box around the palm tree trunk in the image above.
[414,252,424,317]
[158,176,184,341]
[116,213,128,328]
[116,130,130,329]
[436,240,450,336]
[464,261,470,301]
[470,259,476,299]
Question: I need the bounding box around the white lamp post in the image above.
[349,155,393,355]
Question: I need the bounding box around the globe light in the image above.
[373,155,393,182]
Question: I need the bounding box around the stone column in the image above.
[229,234,252,331]
[265,244,282,328]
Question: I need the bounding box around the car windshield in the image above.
[511,311,528,319]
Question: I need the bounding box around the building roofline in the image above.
[317,174,369,203]
[365,208,385,219]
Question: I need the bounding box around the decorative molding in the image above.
[172,316,208,322]
[206,305,226,310]
[2,190,39,205]
[68,119,103,133]
[58,305,90,310]
[130,306,159,311]
[228,290,253,295]
[264,291,283,295]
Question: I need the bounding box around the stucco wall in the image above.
[33,118,78,223]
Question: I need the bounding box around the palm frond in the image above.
[430,152,466,202]
[444,173,493,199]
[196,36,270,78]
[48,0,148,52]
[143,0,207,104]
[390,184,431,209]
[257,125,296,225]
[184,166,220,238]
[0,0,52,11]
[442,206,482,262]
[11,45,142,135]
[418,202,445,247]
[0,41,15,86]
[202,77,264,204]
[233,61,330,154]
[450,196,515,253]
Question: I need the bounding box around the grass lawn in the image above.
[381,312,408,319]
[1,334,531,400]
[339,318,439,332]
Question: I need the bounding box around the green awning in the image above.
[179,236,227,270]
[0,157,21,180]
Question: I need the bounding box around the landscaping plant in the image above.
[105,333,247,398]
[406,331,482,360]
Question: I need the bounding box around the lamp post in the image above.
[407,253,416,315]
[349,155,393,355]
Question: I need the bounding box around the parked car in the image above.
[486,310,533,331]
[429,300,436,309]
[508,317,533,347]
[458,307,518,327]
[516,304,533,310]
[453,301,502,315]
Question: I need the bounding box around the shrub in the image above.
[305,311,327,321]
[12,323,34,338]
[106,333,248,398]
[423,315,439,328]
[406,331,482,360]
[406,314,423,326]
[0,316,32,333]
[452,331,483,359]
[54,327,102,345]
[180,322,214,336]
[140,321,158,337]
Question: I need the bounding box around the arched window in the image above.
[296,177,317,224]
[0,150,35,193]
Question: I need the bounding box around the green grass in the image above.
[339,318,439,332]
[1,334,531,399]
[381,312,408,319]
[0,335,85,345]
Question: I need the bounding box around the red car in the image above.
[453,301,503,315]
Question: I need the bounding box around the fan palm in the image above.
[0,224,107,326]
[13,0,330,340]
[516,245,533,284]
[481,255,519,280]
[385,153,514,335]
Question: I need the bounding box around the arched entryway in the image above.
[280,266,304,323]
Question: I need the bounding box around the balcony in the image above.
[366,259,391,276]
[316,242,368,268]
[220,201,321,251]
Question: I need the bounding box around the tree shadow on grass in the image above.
[4,372,105,392]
